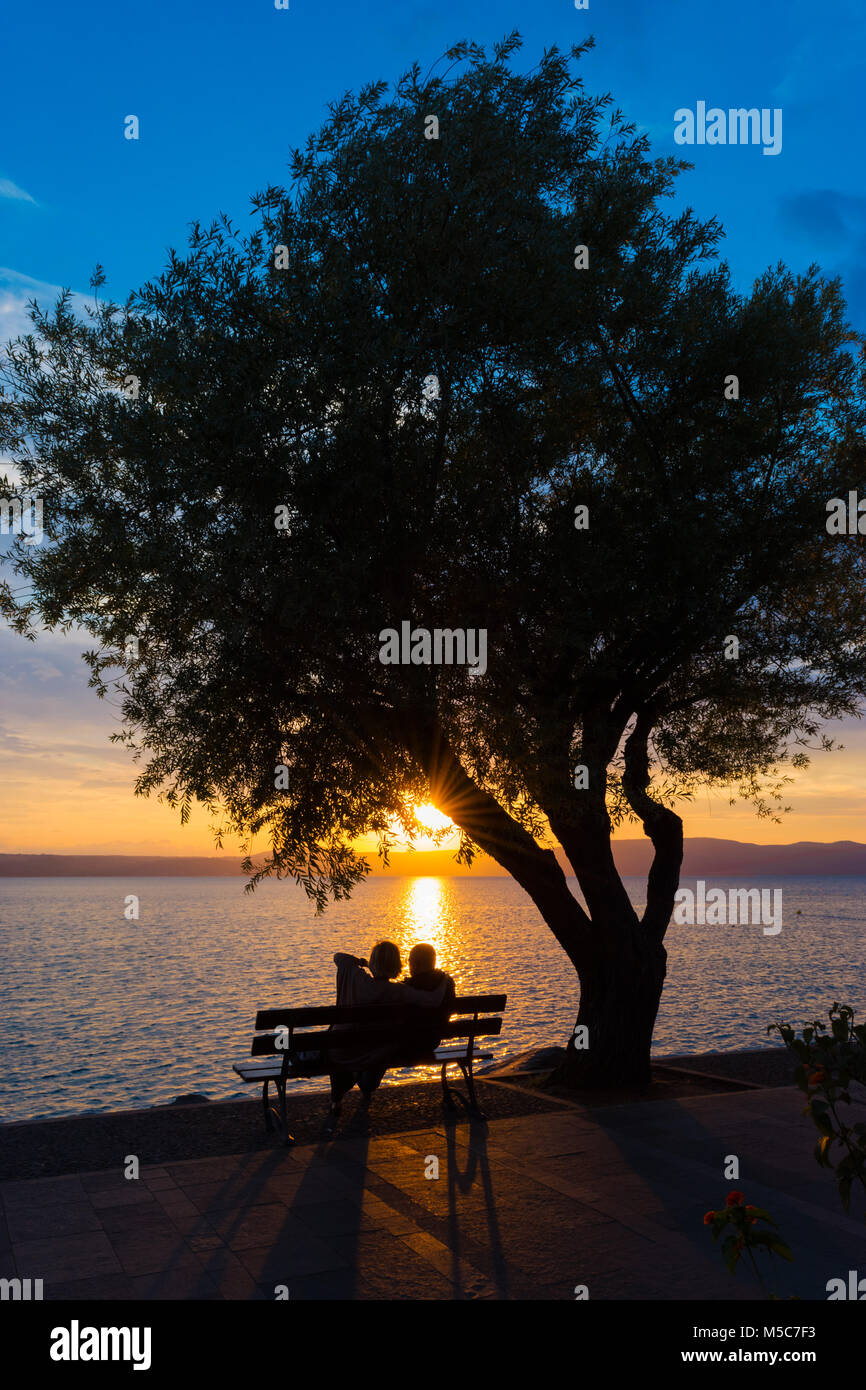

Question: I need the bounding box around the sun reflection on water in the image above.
[398,877,460,979]
[403,877,445,945]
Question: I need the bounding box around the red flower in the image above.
[703,1211,716,1225]
[726,1191,744,1207]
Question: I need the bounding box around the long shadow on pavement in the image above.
[444,1113,509,1298]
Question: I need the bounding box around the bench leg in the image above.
[261,1078,294,1145]
[440,1060,486,1121]
[276,1078,293,1147]
[459,1061,485,1120]
[440,1062,458,1112]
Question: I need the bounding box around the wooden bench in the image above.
[232,994,507,1144]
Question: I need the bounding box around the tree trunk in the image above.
[406,713,675,1091]
[554,922,667,1088]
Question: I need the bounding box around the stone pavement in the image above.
[2,1085,863,1300]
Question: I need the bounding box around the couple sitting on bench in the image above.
[327,940,455,1126]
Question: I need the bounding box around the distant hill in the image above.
[609,838,866,877]
[0,854,246,877]
[1,839,865,877]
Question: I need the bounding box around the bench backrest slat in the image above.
[254,993,506,1031]
[250,1015,503,1057]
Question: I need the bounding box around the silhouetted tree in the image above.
[3,35,865,1085]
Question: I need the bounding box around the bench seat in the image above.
[232,1042,494,1086]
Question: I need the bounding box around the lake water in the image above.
[0,874,864,1123]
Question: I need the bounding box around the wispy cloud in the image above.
[0,177,36,204]
[779,190,866,247]
[0,266,88,346]
[777,190,866,329]
[0,720,37,754]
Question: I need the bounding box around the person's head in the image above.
[369,940,402,980]
[408,943,437,977]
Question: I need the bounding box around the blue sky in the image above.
[2,0,866,853]
[3,0,866,332]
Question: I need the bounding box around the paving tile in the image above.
[269,1172,361,1205]
[179,1180,267,1213]
[364,1152,443,1183]
[204,1202,306,1251]
[142,1175,178,1192]
[289,1167,371,1202]
[98,1200,177,1235]
[158,1205,219,1239]
[79,1169,138,1188]
[511,1184,616,1232]
[376,1164,529,1222]
[107,1227,205,1277]
[500,1205,658,1287]
[129,1265,221,1299]
[165,1155,272,1186]
[89,1185,158,1211]
[323,1231,456,1300]
[390,1129,452,1156]
[12,1231,121,1283]
[278,1143,332,1167]
[236,1228,349,1282]
[291,1198,393,1238]
[325,1135,420,1158]
[400,1230,495,1299]
[178,1169,283,1201]
[0,1176,88,1211]
[44,1273,139,1301]
[152,1191,201,1220]
[340,1189,424,1236]
[185,1229,227,1253]
[629,1201,722,1238]
[469,1116,604,1160]
[193,1247,262,1298]
[576,1176,689,1218]
[5,1202,104,1244]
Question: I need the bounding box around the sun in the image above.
[411,802,459,849]
[414,802,455,833]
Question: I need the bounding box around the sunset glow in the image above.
[412,802,458,846]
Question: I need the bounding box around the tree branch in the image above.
[537,709,640,930]
[622,708,683,940]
